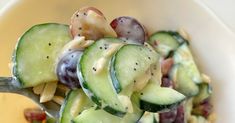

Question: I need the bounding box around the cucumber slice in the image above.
[136,81,185,112]
[193,83,212,104]
[170,64,199,97]
[72,95,143,123]
[111,44,159,93]
[138,112,158,123]
[148,31,180,57]
[78,38,126,116]
[13,23,71,87]
[59,89,93,123]
[148,61,162,87]
[122,94,144,123]
[167,31,189,44]
[72,107,121,123]
[173,43,202,83]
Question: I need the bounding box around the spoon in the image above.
[0,77,60,121]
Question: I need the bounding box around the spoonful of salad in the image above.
[0,7,117,120]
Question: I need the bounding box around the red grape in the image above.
[173,105,185,123]
[24,108,46,122]
[110,16,147,44]
[56,50,82,89]
[160,109,177,123]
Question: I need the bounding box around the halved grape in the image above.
[110,16,147,44]
[160,105,185,123]
[160,109,177,123]
[24,108,46,122]
[192,98,213,118]
[173,105,185,123]
[161,77,174,88]
[56,50,82,89]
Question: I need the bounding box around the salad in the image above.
[12,7,215,123]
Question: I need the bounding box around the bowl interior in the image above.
[0,0,235,122]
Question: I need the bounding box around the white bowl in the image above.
[0,0,235,122]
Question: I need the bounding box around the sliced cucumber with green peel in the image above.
[167,31,189,44]
[170,64,199,97]
[136,81,185,112]
[72,95,144,123]
[111,44,159,93]
[78,38,126,116]
[173,43,202,83]
[148,31,180,57]
[72,108,121,123]
[59,89,93,123]
[122,94,144,123]
[193,83,212,104]
[13,23,72,87]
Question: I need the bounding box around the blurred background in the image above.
[0,0,232,32]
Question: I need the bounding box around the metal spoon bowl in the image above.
[0,77,60,121]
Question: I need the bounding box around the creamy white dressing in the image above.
[133,69,151,92]
[59,36,94,58]
[150,58,163,86]
[144,42,155,51]
[103,43,123,58]
[118,95,133,113]
[92,43,123,74]
[92,57,107,74]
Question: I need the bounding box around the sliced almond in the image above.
[52,96,64,105]
[59,36,94,58]
[104,43,123,58]
[33,83,45,95]
[57,84,70,95]
[40,82,57,103]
